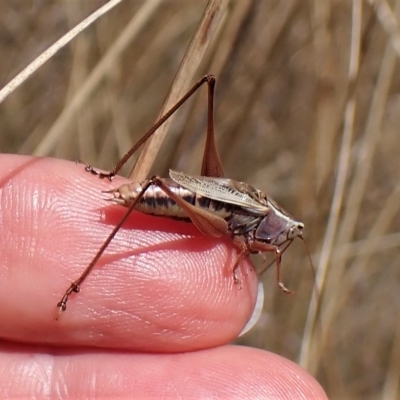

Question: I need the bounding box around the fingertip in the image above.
[0,155,259,351]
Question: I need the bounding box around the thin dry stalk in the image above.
[173,0,254,174]
[368,0,400,57]
[312,1,343,191]
[382,317,400,400]
[299,0,362,373]
[221,0,298,173]
[32,0,162,157]
[348,184,400,281]
[0,0,124,105]
[322,0,400,357]
[332,231,400,260]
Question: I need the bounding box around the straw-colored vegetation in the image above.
[1,1,399,398]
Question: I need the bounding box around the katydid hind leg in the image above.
[154,177,229,238]
[200,76,225,178]
[82,75,219,180]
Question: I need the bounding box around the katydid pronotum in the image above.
[56,75,306,317]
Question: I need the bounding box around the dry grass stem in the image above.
[0,0,124,105]
[33,0,162,157]
[129,0,230,181]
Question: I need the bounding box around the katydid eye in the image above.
[288,223,303,240]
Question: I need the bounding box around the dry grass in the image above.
[1,0,400,398]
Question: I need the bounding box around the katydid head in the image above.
[288,221,304,240]
[255,202,317,298]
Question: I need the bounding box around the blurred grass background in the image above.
[1,0,400,398]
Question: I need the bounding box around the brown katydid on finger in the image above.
[56,75,308,316]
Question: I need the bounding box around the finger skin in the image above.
[0,343,328,399]
[0,155,258,351]
[0,155,328,399]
